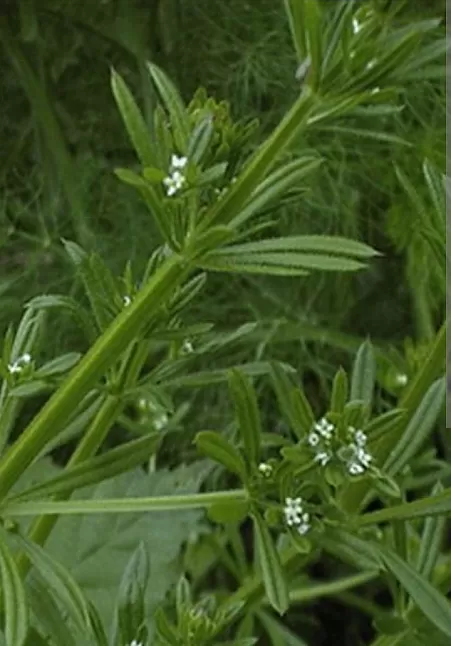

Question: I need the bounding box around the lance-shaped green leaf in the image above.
[253,512,289,615]
[13,533,92,636]
[230,156,322,229]
[111,69,154,167]
[27,574,77,646]
[317,528,383,572]
[375,545,451,639]
[228,369,262,466]
[0,528,28,646]
[7,433,161,502]
[114,542,149,646]
[195,431,247,479]
[358,486,451,526]
[284,0,323,90]
[187,114,214,165]
[269,361,314,440]
[330,367,348,414]
[350,340,375,408]
[34,353,81,378]
[25,294,96,343]
[416,482,446,581]
[383,378,445,477]
[147,62,190,151]
[115,167,174,246]
[199,234,378,276]
[283,0,307,62]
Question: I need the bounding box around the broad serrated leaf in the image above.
[43,465,207,633]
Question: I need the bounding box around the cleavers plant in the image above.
[0,1,448,645]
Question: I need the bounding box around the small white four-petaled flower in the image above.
[7,353,32,375]
[284,497,311,535]
[258,462,273,477]
[163,154,188,197]
[129,640,143,646]
[347,427,373,475]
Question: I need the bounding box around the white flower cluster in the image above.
[163,154,188,196]
[129,641,143,646]
[258,462,273,477]
[283,497,310,535]
[307,417,334,467]
[307,417,373,477]
[346,427,372,475]
[7,353,32,375]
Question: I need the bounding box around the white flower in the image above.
[395,373,408,386]
[123,295,131,307]
[182,339,194,354]
[349,462,365,475]
[170,154,187,169]
[163,169,186,196]
[314,417,334,440]
[8,353,32,375]
[284,498,311,535]
[366,59,376,70]
[153,412,168,430]
[352,18,361,34]
[314,451,330,466]
[356,447,372,467]
[297,512,311,536]
[284,497,303,526]
[371,87,381,94]
[307,432,320,447]
[354,430,367,447]
[129,641,143,646]
[258,462,273,477]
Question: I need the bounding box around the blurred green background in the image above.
[0,0,445,419]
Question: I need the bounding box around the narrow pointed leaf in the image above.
[0,528,28,646]
[253,512,289,615]
[14,533,91,635]
[195,431,247,478]
[111,69,154,167]
[228,369,262,465]
[350,340,375,407]
[376,545,451,638]
[147,62,190,151]
[9,433,161,501]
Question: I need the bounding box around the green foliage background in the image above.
[0,0,447,643]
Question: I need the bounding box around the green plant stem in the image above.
[0,253,189,501]
[14,394,122,575]
[198,87,317,230]
[14,340,152,578]
[1,489,248,517]
[271,570,379,605]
